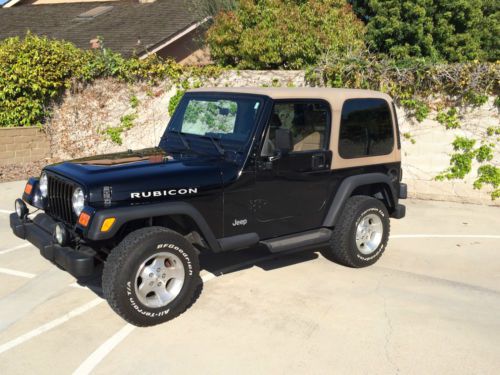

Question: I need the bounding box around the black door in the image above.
[252,100,333,239]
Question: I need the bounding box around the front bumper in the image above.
[10,213,96,277]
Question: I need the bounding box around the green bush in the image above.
[350,0,498,62]
[206,0,366,69]
[0,34,88,127]
[0,33,221,128]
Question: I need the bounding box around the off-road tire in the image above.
[102,226,200,327]
[321,196,390,268]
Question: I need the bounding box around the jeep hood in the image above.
[44,148,237,206]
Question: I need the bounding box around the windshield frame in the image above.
[160,92,270,158]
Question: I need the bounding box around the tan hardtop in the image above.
[188,87,393,110]
[188,86,400,169]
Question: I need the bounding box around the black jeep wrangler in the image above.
[11,88,406,326]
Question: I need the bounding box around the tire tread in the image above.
[102,226,200,327]
[321,196,390,268]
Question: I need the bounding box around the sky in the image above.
[0,0,8,5]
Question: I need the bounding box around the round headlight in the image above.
[72,187,85,216]
[39,172,48,198]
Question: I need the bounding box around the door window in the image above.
[262,101,330,156]
[339,98,394,158]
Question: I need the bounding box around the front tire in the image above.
[321,196,390,268]
[102,226,200,327]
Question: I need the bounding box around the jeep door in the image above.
[253,100,333,239]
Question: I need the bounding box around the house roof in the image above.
[189,87,394,109]
[0,0,204,57]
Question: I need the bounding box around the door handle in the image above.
[312,153,326,169]
[267,150,282,162]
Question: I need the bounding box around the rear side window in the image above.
[339,98,394,158]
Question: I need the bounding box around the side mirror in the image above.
[275,128,293,154]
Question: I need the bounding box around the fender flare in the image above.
[322,173,396,227]
[86,201,221,251]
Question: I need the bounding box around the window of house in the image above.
[338,98,394,158]
[261,101,330,156]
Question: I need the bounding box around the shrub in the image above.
[206,0,366,69]
[0,33,220,128]
[0,33,88,127]
[350,0,497,62]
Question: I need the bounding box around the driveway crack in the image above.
[378,278,400,374]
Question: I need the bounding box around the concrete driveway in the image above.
[0,180,499,375]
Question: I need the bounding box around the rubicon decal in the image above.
[130,188,198,199]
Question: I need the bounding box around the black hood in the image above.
[45,148,239,207]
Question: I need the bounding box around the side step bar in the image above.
[261,228,332,253]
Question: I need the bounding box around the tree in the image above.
[206,0,366,69]
[350,0,496,62]
[480,0,500,61]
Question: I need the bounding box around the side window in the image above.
[339,98,394,158]
[262,101,330,156]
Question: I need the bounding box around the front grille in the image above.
[46,174,76,225]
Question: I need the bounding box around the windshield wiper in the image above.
[175,130,191,151]
[205,134,225,156]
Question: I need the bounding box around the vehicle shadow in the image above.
[72,263,105,298]
[71,246,320,310]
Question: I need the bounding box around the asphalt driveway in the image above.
[0,180,499,374]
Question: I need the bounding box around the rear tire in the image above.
[321,196,390,268]
[102,226,200,327]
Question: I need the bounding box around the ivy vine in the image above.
[436,136,498,200]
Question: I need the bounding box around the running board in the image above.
[261,228,332,253]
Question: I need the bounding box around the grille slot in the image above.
[46,174,76,225]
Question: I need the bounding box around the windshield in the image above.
[160,94,264,155]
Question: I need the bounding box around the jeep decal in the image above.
[130,188,198,199]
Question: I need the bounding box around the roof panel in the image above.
[188,87,393,109]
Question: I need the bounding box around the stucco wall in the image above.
[0,127,50,166]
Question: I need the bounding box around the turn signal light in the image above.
[101,217,116,232]
[24,183,33,195]
[78,212,91,227]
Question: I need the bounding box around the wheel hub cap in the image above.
[355,213,383,255]
[134,252,185,308]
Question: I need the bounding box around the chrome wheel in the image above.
[355,213,383,255]
[134,252,185,308]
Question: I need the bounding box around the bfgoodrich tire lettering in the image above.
[321,196,390,268]
[102,226,200,327]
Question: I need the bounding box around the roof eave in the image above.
[2,0,23,8]
[138,16,210,59]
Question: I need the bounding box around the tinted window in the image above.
[339,99,394,158]
[262,101,329,156]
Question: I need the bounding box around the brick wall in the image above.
[0,128,50,166]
